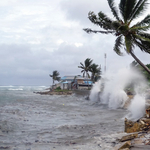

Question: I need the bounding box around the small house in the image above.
[60,75,93,90]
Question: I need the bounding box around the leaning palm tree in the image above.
[84,0,150,74]
[49,70,61,85]
[90,63,101,82]
[78,58,93,78]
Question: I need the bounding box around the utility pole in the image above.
[104,53,107,73]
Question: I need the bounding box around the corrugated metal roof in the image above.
[61,75,90,80]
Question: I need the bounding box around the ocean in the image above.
[0,86,128,150]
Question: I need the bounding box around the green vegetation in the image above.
[90,63,101,82]
[49,70,61,85]
[78,58,93,78]
[84,0,150,75]
[54,86,70,92]
[78,58,101,83]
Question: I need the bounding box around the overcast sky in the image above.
[0,0,150,86]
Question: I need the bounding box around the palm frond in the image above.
[134,34,150,42]
[53,70,60,76]
[97,11,114,30]
[134,15,150,27]
[129,0,148,23]
[119,0,126,20]
[114,35,124,56]
[56,77,61,82]
[107,0,120,21]
[88,11,114,31]
[81,70,85,73]
[138,32,150,39]
[130,25,150,32]
[119,0,137,23]
[140,40,150,53]
[78,62,84,68]
[85,58,93,67]
[78,66,84,69]
[83,28,114,34]
[133,38,150,53]
[111,21,122,30]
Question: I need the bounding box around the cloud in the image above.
[60,0,110,25]
[0,0,149,85]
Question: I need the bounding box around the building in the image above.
[60,75,93,90]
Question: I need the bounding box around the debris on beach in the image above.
[114,107,150,149]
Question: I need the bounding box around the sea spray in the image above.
[90,68,148,120]
[126,84,148,121]
[127,94,146,121]
[89,80,101,102]
[100,68,139,109]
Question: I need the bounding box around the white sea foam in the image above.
[8,88,23,91]
[90,68,148,120]
[127,94,146,121]
[89,80,101,102]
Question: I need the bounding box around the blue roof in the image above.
[61,77,67,80]
[84,81,93,85]
[63,81,68,83]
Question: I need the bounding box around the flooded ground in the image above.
[0,89,128,150]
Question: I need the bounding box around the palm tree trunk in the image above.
[86,72,89,90]
[130,51,150,74]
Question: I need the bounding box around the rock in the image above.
[125,118,141,133]
[124,118,150,133]
[114,141,131,150]
[146,107,150,118]
[118,141,131,149]
[34,90,72,95]
[119,133,138,142]
[132,138,144,145]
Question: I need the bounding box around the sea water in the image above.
[0,86,127,150]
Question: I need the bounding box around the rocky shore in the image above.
[34,89,90,97]
[34,90,73,95]
[114,118,150,149]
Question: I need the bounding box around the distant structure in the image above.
[104,53,107,72]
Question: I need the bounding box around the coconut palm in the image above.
[49,70,61,85]
[78,58,93,78]
[84,0,150,74]
[90,63,101,82]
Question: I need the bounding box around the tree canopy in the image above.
[84,0,150,74]
[78,58,101,82]
[78,58,93,78]
[90,63,101,82]
[49,70,61,85]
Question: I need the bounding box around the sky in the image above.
[0,0,150,86]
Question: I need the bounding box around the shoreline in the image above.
[34,89,90,96]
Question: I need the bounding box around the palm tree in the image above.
[78,58,93,78]
[90,63,101,82]
[49,70,61,85]
[84,0,150,74]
